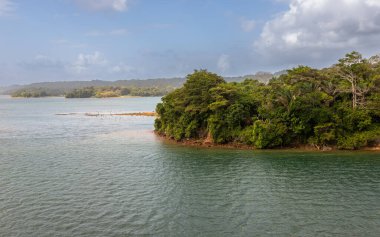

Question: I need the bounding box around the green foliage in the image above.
[129,86,173,97]
[65,87,96,98]
[337,126,380,150]
[12,84,175,98]
[256,120,288,148]
[63,86,173,98]
[155,52,380,150]
[308,123,336,147]
[241,120,288,148]
[11,88,60,97]
[155,70,226,141]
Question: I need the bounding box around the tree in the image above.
[155,70,225,141]
[335,51,371,109]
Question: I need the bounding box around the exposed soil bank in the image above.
[156,132,380,151]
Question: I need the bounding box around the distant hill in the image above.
[0,85,22,94]
[0,78,184,95]
[1,71,284,95]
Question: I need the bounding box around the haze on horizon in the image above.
[0,0,379,86]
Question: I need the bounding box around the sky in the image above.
[0,0,380,86]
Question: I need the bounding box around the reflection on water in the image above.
[0,96,379,236]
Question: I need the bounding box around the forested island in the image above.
[4,77,185,98]
[64,86,174,98]
[11,86,174,98]
[155,52,380,150]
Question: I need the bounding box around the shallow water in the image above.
[0,96,379,236]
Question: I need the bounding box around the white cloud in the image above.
[366,0,380,7]
[70,51,107,73]
[74,0,128,12]
[110,63,134,73]
[255,0,380,66]
[240,18,256,32]
[282,32,300,45]
[217,54,230,72]
[0,0,13,16]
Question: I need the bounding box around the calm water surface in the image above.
[0,96,379,236]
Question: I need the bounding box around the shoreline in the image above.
[56,111,157,117]
[9,95,144,99]
[155,132,380,152]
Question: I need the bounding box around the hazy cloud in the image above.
[110,62,134,73]
[19,55,64,69]
[74,0,128,12]
[367,0,380,7]
[86,28,128,37]
[85,30,104,37]
[52,39,87,49]
[0,0,14,16]
[149,23,175,30]
[110,28,128,35]
[240,18,255,32]
[70,51,107,73]
[255,0,380,66]
[217,54,230,72]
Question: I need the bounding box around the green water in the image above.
[0,96,379,236]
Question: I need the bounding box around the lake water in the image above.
[0,96,379,236]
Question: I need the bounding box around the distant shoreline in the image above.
[56,111,157,117]
[9,95,145,99]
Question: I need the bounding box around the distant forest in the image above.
[11,86,176,98]
[7,77,185,98]
[3,72,280,98]
[155,52,380,150]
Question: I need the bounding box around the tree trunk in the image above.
[352,80,357,109]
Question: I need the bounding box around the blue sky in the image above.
[0,0,380,85]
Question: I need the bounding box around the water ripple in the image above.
[1,97,380,236]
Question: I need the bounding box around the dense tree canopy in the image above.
[155,53,380,150]
[11,88,61,97]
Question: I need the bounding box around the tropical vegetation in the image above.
[155,52,380,150]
